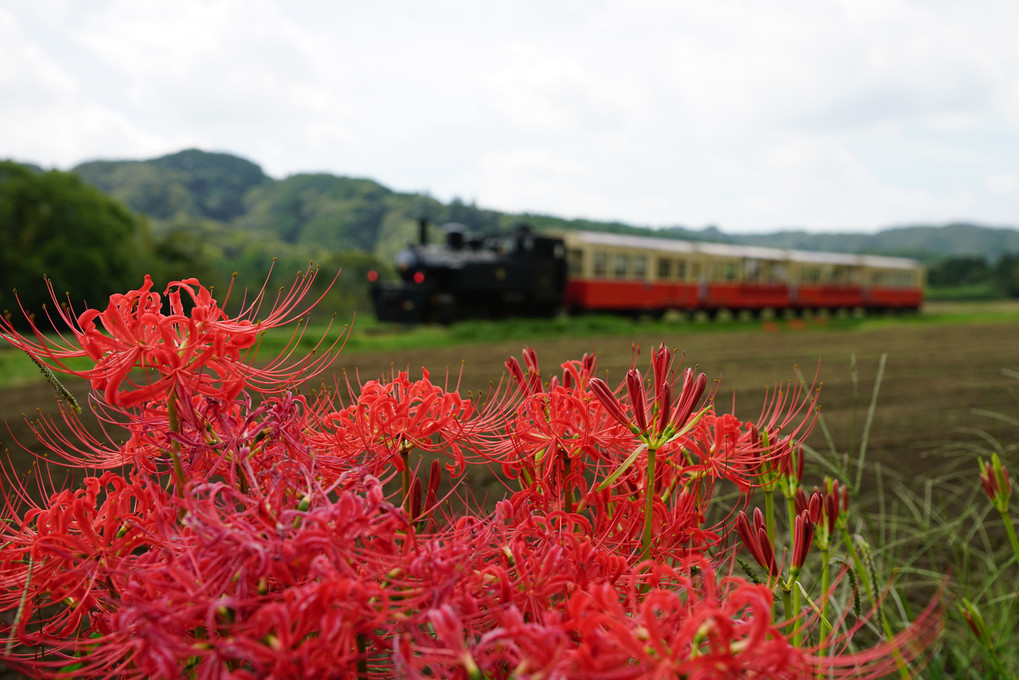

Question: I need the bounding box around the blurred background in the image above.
[2,0,1018,319]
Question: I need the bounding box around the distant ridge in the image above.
[54,148,1017,263]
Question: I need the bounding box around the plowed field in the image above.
[4,310,1016,486]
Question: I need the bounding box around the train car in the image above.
[556,230,925,317]
[371,224,925,322]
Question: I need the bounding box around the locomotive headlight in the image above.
[395,249,418,272]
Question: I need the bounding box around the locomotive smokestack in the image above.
[418,217,428,245]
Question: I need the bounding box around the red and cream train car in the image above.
[557,231,925,317]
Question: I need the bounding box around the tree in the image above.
[926,255,992,288]
[994,253,1019,298]
[0,162,149,325]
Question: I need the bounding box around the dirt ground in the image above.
[2,315,1018,490]
[334,317,1019,474]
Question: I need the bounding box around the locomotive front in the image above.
[370,220,568,324]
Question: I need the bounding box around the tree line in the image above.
[0,161,386,330]
[925,254,1019,299]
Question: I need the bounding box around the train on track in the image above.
[370,220,925,324]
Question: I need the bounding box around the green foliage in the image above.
[442,197,500,232]
[927,254,1019,299]
[68,148,1019,280]
[735,223,1019,261]
[0,161,149,323]
[75,148,267,222]
[238,173,392,251]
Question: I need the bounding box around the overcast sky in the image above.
[3,1,1018,233]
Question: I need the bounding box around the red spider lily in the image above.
[0,274,949,679]
[0,472,168,656]
[485,374,632,513]
[505,346,544,396]
[736,507,781,580]
[979,452,1011,512]
[589,363,708,446]
[321,368,478,479]
[797,481,845,550]
[790,509,815,574]
[0,267,344,409]
[2,474,417,679]
[753,367,821,442]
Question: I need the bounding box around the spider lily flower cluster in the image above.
[0,275,941,679]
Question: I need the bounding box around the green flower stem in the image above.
[998,506,1019,569]
[818,545,831,661]
[563,452,573,515]
[401,446,412,515]
[763,488,777,619]
[764,489,776,548]
[790,576,803,646]
[166,389,186,495]
[784,493,803,644]
[640,446,658,560]
[780,584,793,630]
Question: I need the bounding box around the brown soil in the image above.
[3,317,1018,491]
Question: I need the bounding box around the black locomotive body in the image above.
[371,221,568,324]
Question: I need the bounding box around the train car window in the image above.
[691,262,702,280]
[872,270,915,288]
[593,251,609,278]
[614,253,629,279]
[676,260,687,281]
[657,258,672,280]
[745,260,760,282]
[633,255,647,280]
[800,267,820,284]
[567,249,584,275]
[710,261,738,282]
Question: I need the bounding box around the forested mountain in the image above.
[732,224,1019,260]
[75,149,269,222]
[4,148,1019,319]
[64,149,1019,264]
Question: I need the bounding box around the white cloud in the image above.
[1,0,1016,231]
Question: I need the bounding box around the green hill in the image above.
[75,148,269,222]
[732,224,1019,260]
[65,148,1019,265]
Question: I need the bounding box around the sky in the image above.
[3,1,1018,234]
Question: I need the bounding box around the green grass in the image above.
[926,284,1003,301]
[792,357,1019,678]
[2,300,1017,390]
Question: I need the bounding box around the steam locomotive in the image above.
[370,221,925,323]
[370,220,568,324]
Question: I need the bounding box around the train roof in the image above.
[556,230,697,254]
[555,230,923,271]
